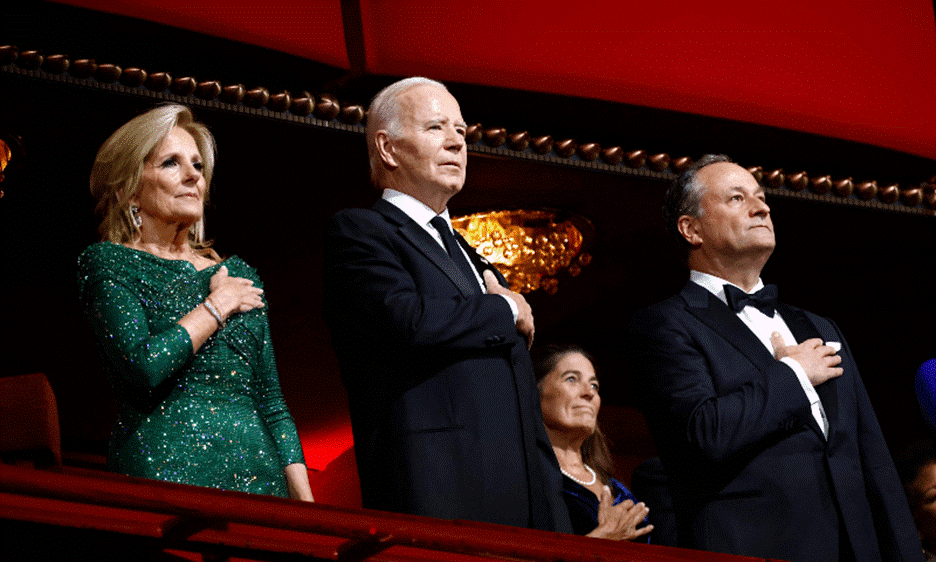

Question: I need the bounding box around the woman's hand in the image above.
[587,485,653,541]
[178,265,265,352]
[285,463,314,502]
[208,265,265,320]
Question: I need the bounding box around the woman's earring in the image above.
[130,205,142,228]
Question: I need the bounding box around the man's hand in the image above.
[484,270,534,349]
[771,333,843,386]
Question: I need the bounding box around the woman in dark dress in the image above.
[78,104,313,501]
[534,344,651,540]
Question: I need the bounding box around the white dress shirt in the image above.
[690,270,829,437]
[382,189,518,321]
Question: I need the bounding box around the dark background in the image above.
[3,2,934,503]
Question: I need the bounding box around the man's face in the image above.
[686,162,775,260]
[911,462,936,551]
[387,85,467,202]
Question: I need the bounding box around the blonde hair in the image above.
[89,104,216,249]
[365,76,448,183]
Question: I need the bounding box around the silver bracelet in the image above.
[203,298,225,328]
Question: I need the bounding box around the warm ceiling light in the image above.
[0,130,24,198]
[452,209,592,294]
[0,138,11,178]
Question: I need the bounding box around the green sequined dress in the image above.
[78,242,305,497]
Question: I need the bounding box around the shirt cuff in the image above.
[780,356,822,405]
[498,294,519,323]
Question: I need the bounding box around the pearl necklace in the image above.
[560,464,596,486]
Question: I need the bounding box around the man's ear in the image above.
[677,215,702,246]
[374,131,398,169]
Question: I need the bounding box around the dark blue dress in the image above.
[562,474,650,542]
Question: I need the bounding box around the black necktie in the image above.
[723,284,778,317]
[430,216,480,293]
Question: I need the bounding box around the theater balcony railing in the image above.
[0,462,780,562]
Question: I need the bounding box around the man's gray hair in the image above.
[365,76,449,183]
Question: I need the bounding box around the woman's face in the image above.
[539,352,600,437]
[133,126,206,229]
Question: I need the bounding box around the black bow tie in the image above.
[723,284,778,317]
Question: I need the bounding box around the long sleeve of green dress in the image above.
[78,242,305,496]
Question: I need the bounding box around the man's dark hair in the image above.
[896,438,936,511]
[662,154,734,257]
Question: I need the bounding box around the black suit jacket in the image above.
[323,198,571,533]
[627,281,921,562]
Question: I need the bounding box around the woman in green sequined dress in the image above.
[78,104,313,501]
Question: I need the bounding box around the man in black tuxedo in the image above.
[627,154,921,561]
[323,77,571,532]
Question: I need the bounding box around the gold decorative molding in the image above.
[1,44,933,215]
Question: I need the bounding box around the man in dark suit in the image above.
[627,154,921,561]
[323,77,571,533]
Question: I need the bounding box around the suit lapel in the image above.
[681,282,776,370]
[373,199,478,298]
[454,231,508,287]
[682,283,830,439]
[778,304,839,438]
[777,303,821,347]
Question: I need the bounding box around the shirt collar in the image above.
[690,270,765,306]
[382,188,449,228]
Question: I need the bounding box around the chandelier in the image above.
[452,209,592,294]
[0,130,25,199]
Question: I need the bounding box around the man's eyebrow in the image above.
[424,117,467,128]
[726,185,765,195]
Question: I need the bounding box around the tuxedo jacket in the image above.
[627,281,921,562]
[323,198,571,533]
